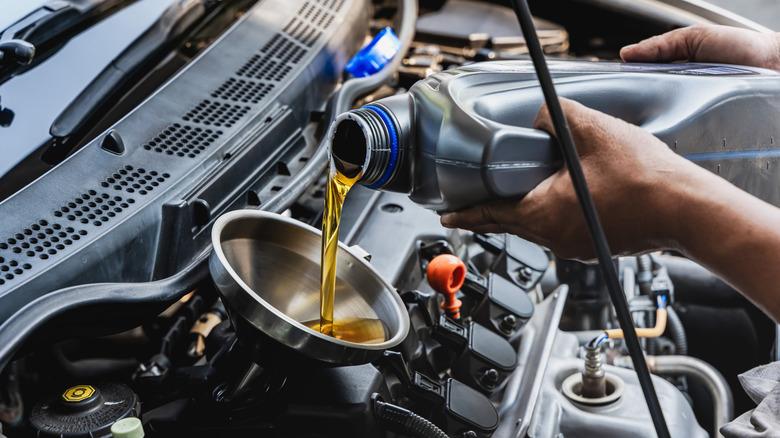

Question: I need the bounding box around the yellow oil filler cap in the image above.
[61,384,97,403]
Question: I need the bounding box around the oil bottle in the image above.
[329,60,780,211]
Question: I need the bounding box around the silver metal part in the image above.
[649,355,734,437]
[526,332,708,438]
[561,372,625,406]
[495,285,569,437]
[209,210,410,366]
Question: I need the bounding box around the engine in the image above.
[0,1,774,437]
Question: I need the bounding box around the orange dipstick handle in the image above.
[426,254,466,319]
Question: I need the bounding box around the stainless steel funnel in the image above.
[209,210,410,366]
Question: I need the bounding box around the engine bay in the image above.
[0,0,775,437]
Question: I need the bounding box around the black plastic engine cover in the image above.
[0,0,368,323]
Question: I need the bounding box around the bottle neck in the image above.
[330,106,398,188]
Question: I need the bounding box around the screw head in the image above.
[480,368,499,388]
[500,314,517,333]
[517,267,533,282]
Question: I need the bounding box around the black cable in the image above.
[665,306,688,355]
[374,399,449,438]
[507,1,671,437]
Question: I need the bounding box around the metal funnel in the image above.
[209,210,410,366]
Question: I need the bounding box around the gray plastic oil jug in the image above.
[329,60,780,211]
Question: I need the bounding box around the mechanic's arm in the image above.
[440,99,780,323]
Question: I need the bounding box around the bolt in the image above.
[462,432,478,438]
[480,368,499,388]
[517,267,533,283]
[500,314,517,333]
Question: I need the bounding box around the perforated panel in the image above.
[283,0,345,47]
[53,189,135,229]
[182,100,251,128]
[0,219,87,285]
[142,124,222,158]
[100,165,171,195]
[237,34,306,81]
[283,16,322,47]
[315,0,347,12]
[212,78,275,103]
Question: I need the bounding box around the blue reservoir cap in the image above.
[345,27,401,77]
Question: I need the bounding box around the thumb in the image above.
[533,97,600,156]
[620,26,705,63]
[532,97,585,137]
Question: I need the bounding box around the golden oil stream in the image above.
[319,160,388,344]
[319,166,355,337]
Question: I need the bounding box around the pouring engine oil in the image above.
[318,128,389,343]
[319,161,357,337]
[329,60,780,211]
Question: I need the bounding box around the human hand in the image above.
[620,24,780,71]
[440,98,702,260]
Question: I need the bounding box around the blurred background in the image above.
[2,1,779,31]
[706,0,778,29]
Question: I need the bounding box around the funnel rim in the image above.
[211,210,410,352]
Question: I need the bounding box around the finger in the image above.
[620,26,707,63]
[441,211,542,244]
[440,204,502,230]
[452,224,507,235]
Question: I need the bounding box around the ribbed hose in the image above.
[374,400,449,438]
[636,255,657,354]
[636,255,653,295]
[665,306,688,356]
[0,0,418,376]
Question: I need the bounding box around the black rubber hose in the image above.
[508,1,670,437]
[665,306,688,356]
[0,0,419,376]
[374,399,449,438]
[0,248,211,375]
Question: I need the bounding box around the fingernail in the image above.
[621,43,638,52]
[440,213,454,227]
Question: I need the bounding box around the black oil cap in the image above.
[29,382,138,438]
